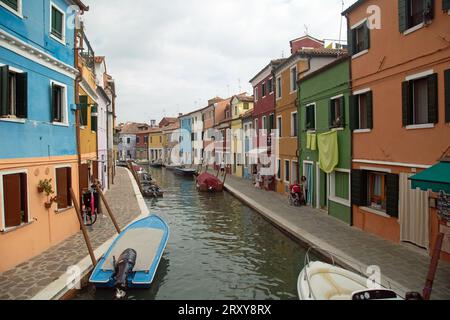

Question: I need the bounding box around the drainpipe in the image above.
[105,100,112,189]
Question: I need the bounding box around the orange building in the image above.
[274,36,342,194]
[343,0,450,260]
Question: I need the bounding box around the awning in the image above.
[409,160,450,193]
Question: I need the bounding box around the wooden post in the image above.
[70,188,97,266]
[423,229,445,300]
[222,166,228,185]
[94,183,121,234]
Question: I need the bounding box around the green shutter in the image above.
[1,0,18,11]
[51,84,56,121]
[350,95,359,131]
[15,72,27,119]
[445,69,450,123]
[444,0,450,11]
[79,95,88,126]
[398,0,408,33]
[51,7,63,39]
[424,0,435,20]
[329,100,334,128]
[340,96,345,127]
[402,81,411,126]
[91,113,97,132]
[366,91,373,129]
[0,65,9,116]
[363,23,370,50]
[351,170,368,206]
[386,174,400,218]
[427,73,438,124]
[347,28,354,56]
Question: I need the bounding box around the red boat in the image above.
[196,172,224,192]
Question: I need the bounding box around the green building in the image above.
[298,57,352,224]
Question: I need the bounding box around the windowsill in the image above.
[53,121,69,127]
[360,206,391,219]
[403,22,425,36]
[352,49,369,60]
[55,206,74,214]
[330,127,345,131]
[354,128,372,134]
[406,123,435,130]
[306,130,316,133]
[329,196,350,208]
[0,117,26,124]
[1,221,34,234]
[50,33,66,46]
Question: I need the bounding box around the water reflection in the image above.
[75,167,313,300]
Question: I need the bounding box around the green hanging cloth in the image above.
[317,130,339,174]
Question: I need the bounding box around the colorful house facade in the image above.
[149,127,164,163]
[274,38,341,195]
[213,98,232,173]
[178,114,193,166]
[343,0,450,259]
[0,0,87,272]
[299,57,352,224]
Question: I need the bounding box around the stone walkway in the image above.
[0,167,142,300]
[221,173,450,300]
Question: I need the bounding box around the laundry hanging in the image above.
[317,130,339,174]
[310,133,317,151]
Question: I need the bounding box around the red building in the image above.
[135,130,150,162]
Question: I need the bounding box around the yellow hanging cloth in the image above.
[306,133,312,150]
[310,133,317,151]
[317,130,339,174]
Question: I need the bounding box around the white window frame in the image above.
[305,103,317,132]
[262,116,267,130]
[277,115,282,138]
[54,164,73,212]
[262,82,266,98]
[276,76,282,100]
[0,168,30,232]
[50,1,66,45]
[0,0,23,18]
[268,78,274,95]
[254,118,259,137]
[405,70,434,129]
[50,80,69,126]
[290,65,298,93]
[350,18,369,59]
[291,111,298,137]
[329,168,351,207]
[276,158,281,180]
[284,159,291,183]
[254,87,259,102]
[0,64,26,124]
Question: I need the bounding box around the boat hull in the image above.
[174,168,197,176]
[89,215,170,289]
[196,172,224,192]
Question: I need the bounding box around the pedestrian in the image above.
[220,160,225,176]
[301,176,308,205]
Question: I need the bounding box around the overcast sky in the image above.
[82,0,358,124]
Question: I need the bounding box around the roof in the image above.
[249,59,287,84]
[119,122,150,134]
[242,109,254,119]
[73,0,89,11]
[274,48,345,74]
[298,55,350,83]
[342,0,367,15]
[231,93,254,103]
[163,122,180,132]
[289,35,324,46]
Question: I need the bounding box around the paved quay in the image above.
[0,167,146,300]
[220,172,450,300]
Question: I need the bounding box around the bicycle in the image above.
[81,185,99,226]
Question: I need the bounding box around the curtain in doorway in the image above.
[305,164,314,206]
[399,173,429,250]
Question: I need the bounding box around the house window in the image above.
[79,95,88,126]
[276,77,282,99]
[51,82,67,124]
[255,87,259,102]
[349,22,369,55]
[243,102,249,110]
[234,106,238,116]
[262,82,266,97]
[0,0,21,14]
[332,171,350,201]
[268,113,274,135]
[305,104,316,131]
[277,159,281,180]
[1,172,28,230]
[254,119,259,136]
[144,136,148,144]
[51,3,65,42]
[330,96,345,128]
[284,160,290,183]
[262,116,267,130]
[55,167,72,210]
[291,112,298,137]
[402,73,438,126]
[277,116,282,138]
[290,66,297,92]
[351,91,373,130]
[399,0,434,32]
[159,136,162,143]
[368,172,387,212]
[268,78,273,94]
[136,136,140,144]
[0,66,28,119]
[127,138,131,144]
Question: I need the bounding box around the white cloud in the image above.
[82,0,358,123]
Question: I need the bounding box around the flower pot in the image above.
[38,186,44,193]
[45,202,52,209]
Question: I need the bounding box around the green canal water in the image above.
[75,168,314,300]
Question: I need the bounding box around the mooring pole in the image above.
[423,228,445,300]
[94,183,121,234]
[222,166,228,185]
[70,188,97,266]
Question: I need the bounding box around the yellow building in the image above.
[149,128,164,163]
[230,94,254,178]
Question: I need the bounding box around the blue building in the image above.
[0,0,88,272]
[178,114,193,165]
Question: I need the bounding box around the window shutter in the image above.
[340,96,345,126]
[444,0,450,11]
[56,168,68,209]
[79,95,88,126]
[402,81,411,126]
[3,174,22,228]
[0,65,10,116]
[445,69,450,123]
[67,168,72,207]
[386,174,400,218]
[351,170,368,206]
[366,91,373,129]
[427,73,438,124]
[424,0,435,20]
[350,95,359,131]
[15,72,28,119]
[363,23,370,50]
[398,0,408,33]
[79,163,89,192]
[347,28,354,56]
[329,100,333,128]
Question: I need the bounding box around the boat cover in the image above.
[197,173,222,190]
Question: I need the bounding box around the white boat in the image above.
[298,261,402,300]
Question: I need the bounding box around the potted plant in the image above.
[38,179,57,209]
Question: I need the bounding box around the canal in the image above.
[76,168,314,300]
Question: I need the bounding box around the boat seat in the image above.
[102,228,164,272]
[307,265,367,300]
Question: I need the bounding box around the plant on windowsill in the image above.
[38,179,57,209]
[45,196,58,209]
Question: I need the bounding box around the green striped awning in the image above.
[409,161,450,194]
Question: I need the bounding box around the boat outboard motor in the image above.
[113,248,137,299]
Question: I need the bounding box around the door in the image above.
[304,162,314,206]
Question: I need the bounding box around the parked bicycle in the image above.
[82,185,100,226]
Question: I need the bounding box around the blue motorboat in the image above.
[89,215,169,298]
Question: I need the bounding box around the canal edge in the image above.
[223,183,411,297]
[30,168,150,300]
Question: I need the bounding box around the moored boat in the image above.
[89,215,169,298]
[196,172,224,192]
[174,167,197,176]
